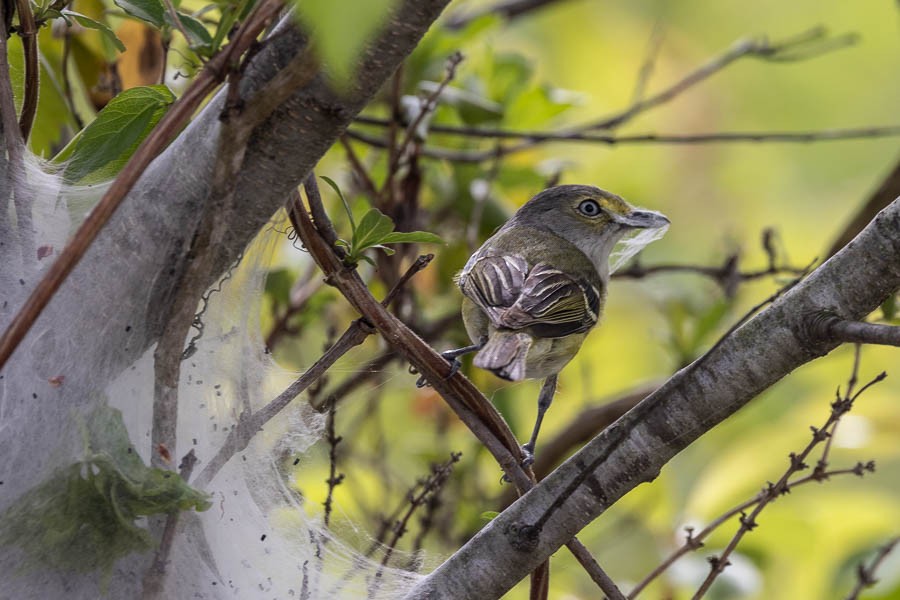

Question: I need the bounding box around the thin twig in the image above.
[630,21,665,106]
[844,537,900,600]
[367,453,461,599]
[322,399,344,529]
[628,464,875,598]
[60,27,84,130]
[192,199,436,488]
[160,0,196,56]
[567,538,626,600]
[690,367,887,599]
[339,135,379,200]
[348,124,900,163]
[588,27,857,131]
[13,0,38,141]
[379,52,463,200]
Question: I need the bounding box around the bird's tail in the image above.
[473,331,532,381]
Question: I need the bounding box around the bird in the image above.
[440,184,669,464]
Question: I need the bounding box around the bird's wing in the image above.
[461,257,601,338]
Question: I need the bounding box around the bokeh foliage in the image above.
[9,0,899,597]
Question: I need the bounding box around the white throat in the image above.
[570,231,623,283]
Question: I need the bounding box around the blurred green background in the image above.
[16,0,900,597]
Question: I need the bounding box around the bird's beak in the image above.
[616,209,670,229]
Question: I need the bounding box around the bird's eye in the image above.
[577,199,601,217]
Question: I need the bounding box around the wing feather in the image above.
[461,256,601,338]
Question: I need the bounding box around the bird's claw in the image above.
[414,352,463,388]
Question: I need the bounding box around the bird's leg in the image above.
[521,374,558,467]
[415,338,487,388]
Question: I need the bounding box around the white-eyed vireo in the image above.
[445,184,669,461]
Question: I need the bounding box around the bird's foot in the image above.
[520,443,535,469]
[414,350,464,388]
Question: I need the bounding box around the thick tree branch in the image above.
[404,199,900,599]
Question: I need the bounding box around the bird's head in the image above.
[511,184,670,279]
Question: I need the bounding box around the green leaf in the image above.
[481,511,500,521]
[379,231,444,244]
[353,208,396,251]
[0,406,209,578]
[321,175,356,233]
[504,84,575,129]
[165,11,214,51]
[294,0,398,90]
[55,85,176,184]
[61,11,126,52]
[114,0,165,27]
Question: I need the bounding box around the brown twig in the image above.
[0,0,286,371]
[347,124,900,163]
[296,173,620,600]
[567,539,626,600]
[13,0,38,141]
[630,21,665,106]
[588,27,857,131]
[339,135,379,200]
[322,399,344,529]
[192,198,436,488]
[613,254,809,294]
[265,262,323,351]
[60,27,84,130]
[160,0,195,56]
[691,367,886,599]
[379,52,463,201]
[844,537,900,600]
[367,453,461,599]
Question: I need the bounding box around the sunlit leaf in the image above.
[353,208,396,251]
[380,231,444,244]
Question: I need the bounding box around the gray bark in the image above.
[404,199,900,599]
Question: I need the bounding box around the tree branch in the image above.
[403,199,900,599]
[808,313,900,347]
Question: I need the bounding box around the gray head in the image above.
[508,185,669,279]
